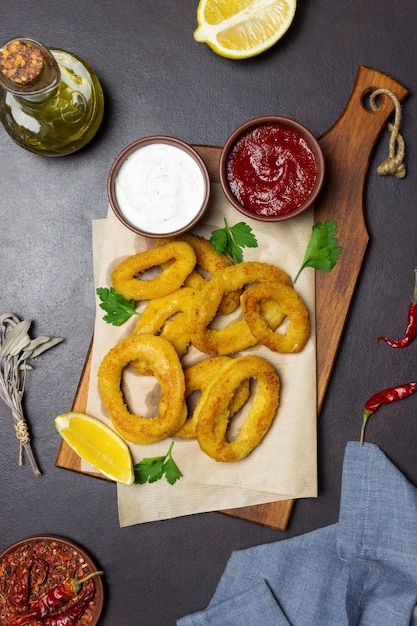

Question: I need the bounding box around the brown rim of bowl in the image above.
[219,115,325,222]
[0,535,104,624]
[108,136,211,238]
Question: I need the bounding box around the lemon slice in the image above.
[194,0,297,59]
[55,412,135,485]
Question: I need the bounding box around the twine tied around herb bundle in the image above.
[0,314,63,476]
[369,88,406,179]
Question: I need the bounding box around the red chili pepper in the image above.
[7,555,48,612]
[8,563,30,608]
[377,269,417,348]
[6,571,102,626]
[30,558,48,589]
[42,587,95,626]
[360,381,417,445]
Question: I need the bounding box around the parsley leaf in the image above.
[294,220,342,283]
[96,287,140,326]
[134,441,182,486]
[210,219,258,264]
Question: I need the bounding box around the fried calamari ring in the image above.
[241,281,310,353]
[111,241,196,301]
[176,356,250,439]
[131,287,195,374]
[188,261,292,355]
[158,233,241,315]
[160,312,189,353]
[97,333,187,444]
[194,355,280,462]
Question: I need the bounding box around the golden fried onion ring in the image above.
[131,287,195,374]
[111,241,196,301]
[241,281,310,353]
[194,355,280,462]
[158,233,241,315]
[97,333,187,444]
[188,261,292,355]
[176,356,250,439]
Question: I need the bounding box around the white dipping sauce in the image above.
[114,143,207,234]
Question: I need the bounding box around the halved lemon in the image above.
[194,0,297,59]
[55,412,134,486]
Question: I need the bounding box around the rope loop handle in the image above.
[369,88,406,179]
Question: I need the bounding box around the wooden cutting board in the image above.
[56,66,408,530]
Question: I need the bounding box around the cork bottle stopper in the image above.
[0,39,44,85]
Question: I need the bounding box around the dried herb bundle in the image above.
[0,313,63,475]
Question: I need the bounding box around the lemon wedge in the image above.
[55,412,135,486]
[194,0,297,59]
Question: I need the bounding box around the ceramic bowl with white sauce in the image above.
[108,136,211,237]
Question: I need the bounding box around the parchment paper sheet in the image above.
[85,184,317,526]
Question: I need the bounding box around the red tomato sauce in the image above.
[226,123,318,217]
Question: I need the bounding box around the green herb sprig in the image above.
[96,287,140,326]
[294,220,342,283]
[134,441,182,486]
[210,219,258,264]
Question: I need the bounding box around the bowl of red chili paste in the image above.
[219,116,325,221]
[0,535,104,625]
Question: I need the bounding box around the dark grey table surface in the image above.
[2,2,417,624]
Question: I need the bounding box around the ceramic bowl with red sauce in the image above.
[219,116,325,222]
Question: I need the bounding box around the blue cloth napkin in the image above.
[177,442,417,625]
